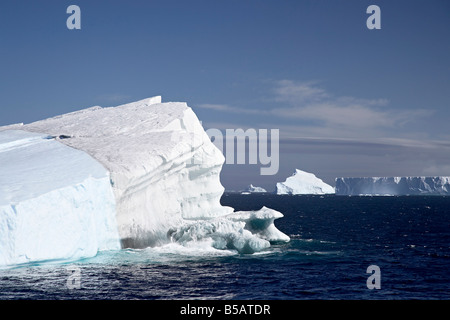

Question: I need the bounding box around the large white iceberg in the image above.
[0,96,289,267]
[276,169,335,195]
[335,177,450,195]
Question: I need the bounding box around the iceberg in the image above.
[241,184,267,194]
[335,177,450,196]
[276,169,335,195]
[0,96,289,267]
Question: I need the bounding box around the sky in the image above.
[0,0,449,191]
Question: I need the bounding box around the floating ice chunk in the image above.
[228,206,291,243]
[168,218,270,254]
[168,206,289,254]
[242,184,267,193]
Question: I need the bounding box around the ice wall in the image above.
[335,177,450,195]
[0,130,120,266]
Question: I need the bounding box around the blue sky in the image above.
[1,0,449,190]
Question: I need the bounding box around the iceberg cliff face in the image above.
[0,97,289,267]
[19,96,232,248]
[276,169,335,195]
[335,177,450,195]
[0,130,120,266]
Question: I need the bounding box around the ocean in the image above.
[0,194,449,301]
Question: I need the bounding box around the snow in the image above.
[335,176,450,195]
[0,96,289,267]
[0,130,120,267]
[242,184,267,194]
[276,169,335,195]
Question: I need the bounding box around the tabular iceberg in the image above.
[335,177,450,195]
[276,169,335,195]
[0,96,289,267]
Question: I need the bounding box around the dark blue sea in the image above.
[0,194,449,301]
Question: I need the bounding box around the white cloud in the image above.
[270,80,432,130]
[197,79,434,139]
[272,80,328,104]
[273,102,394,128]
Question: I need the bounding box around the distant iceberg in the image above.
[335,176,450,196]
[241,184,267,194]
[276,169,335,195]
[0,96,289,267]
